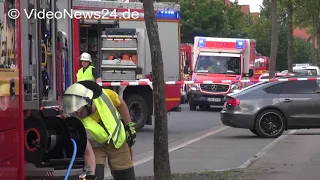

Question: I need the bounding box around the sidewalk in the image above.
[240,129,320,180]
[107,129,320,180]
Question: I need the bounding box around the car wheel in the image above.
[254,109,285,138]
[189,102,197,111]
[250,129,258,135]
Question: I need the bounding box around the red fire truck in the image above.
[180,44,193,103]
[0,0,181,179]
[184,36,255,110]
[70,0,181,129]
[253,55,270,80]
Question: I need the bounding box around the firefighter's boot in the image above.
[95,164,105,180]
[112,167,135,180]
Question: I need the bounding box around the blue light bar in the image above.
[236,40,245,49]
[155,10,180,19]
[198,38,206,48]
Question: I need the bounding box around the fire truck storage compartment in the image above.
[118,20,180,82]
[102,28,138,49]
[24,109,87,169]
[100,28,139,81]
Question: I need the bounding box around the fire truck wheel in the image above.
[126,94,148,131]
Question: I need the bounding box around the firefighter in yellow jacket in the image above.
[76,52,102,82]
[62,80,136,180]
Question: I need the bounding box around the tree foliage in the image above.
[293,37,313,63]
[177,0,316,71]
[294,0,320,64]
[180,0,248,42]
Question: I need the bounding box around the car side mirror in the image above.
[185,59,190,66]
[249,69,254,77]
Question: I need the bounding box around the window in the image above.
[306,69,317,75]
[254,58,264,68]
[294,68,318,75]
[264,80,319,94]
[195,55,240,75]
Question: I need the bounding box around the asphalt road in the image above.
[242,129,320,180]
[105,104,286,178]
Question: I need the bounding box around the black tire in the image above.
[254,109,285,138]
[189,102,197,111]
[125,94,148,131]
[250,129,258,135]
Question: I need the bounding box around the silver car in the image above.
[220,76,320,138]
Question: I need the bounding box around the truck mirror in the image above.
[249,69,254,77]
[183,66,189,74]
[185,59,190,66]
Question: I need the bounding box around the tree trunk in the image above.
[317,27,320,64]
[269,0,278,78]
[287,2,293,73]
[311,32,317,65]
[141,1,172,180]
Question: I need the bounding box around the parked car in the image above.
[220,76,320,138]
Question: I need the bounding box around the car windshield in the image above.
[194,55,241,75]
[254,58,265,68]
[293,67,318,75]
[300,69,317,75]
[293,70,311,75]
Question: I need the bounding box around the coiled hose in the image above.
[64,138,77,180]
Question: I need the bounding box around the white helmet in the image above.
[80,52,92,62]
[63,83,94,114]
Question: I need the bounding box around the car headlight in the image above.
[190,84,199,91]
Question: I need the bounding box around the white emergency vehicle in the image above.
[293,63,320,75]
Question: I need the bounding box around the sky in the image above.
[229,0,263,13]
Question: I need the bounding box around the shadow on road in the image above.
[197,107,222,112]
[292,132,320,135]
[217,135,261,139]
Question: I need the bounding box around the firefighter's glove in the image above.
[125,122,136,147]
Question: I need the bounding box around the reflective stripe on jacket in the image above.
[79,92,125,148]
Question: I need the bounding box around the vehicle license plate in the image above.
[207,98,221,102]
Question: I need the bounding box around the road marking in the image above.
[214,130,298,172]
[133,126,229,166]
[104,125,229,178]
